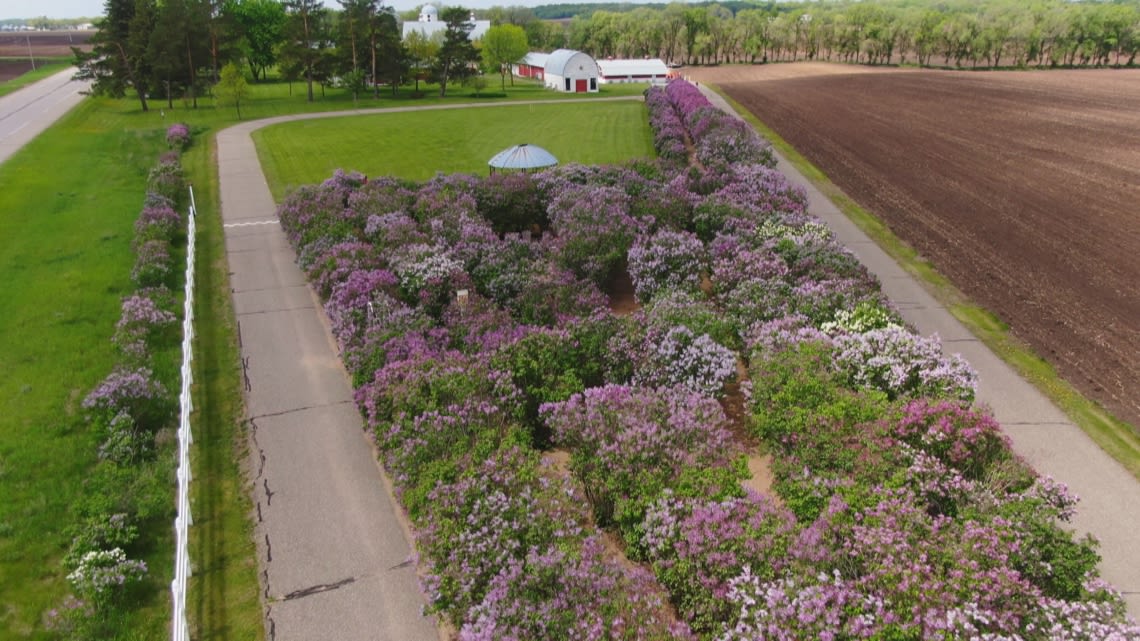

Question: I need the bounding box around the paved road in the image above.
[0,67,89,165]
[696,84,1140,616]
[217,97,640,641]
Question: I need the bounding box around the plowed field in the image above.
[690,63,1140,429]
[0,31,91,81]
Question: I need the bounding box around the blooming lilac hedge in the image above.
[58,130,192,631]
[276,81,1138,639]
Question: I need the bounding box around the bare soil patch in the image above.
[691,63,1140,430]
[0,59,34,82]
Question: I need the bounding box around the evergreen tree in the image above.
[433,6,479,97]
[281,0,326,101]
[74,0,156,112]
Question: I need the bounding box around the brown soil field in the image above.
[689,63,1140,429]
[0,30,92,57]
[0,59,35,82]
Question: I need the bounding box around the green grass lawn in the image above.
[253,99,653,195]
[0,60,72,98]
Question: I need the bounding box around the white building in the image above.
[401,4,491,41]
[597,58,669,84]
[541,49,599,93]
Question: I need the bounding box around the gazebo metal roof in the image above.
[488,144,558,173]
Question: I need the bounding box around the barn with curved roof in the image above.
[543,49,598,93]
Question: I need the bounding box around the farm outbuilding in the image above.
[597,58,669,84]
[513,52,549,81]
[543,49,599,93]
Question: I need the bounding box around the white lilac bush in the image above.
[271,80,1139,640]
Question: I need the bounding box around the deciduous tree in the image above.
[481,23,528,90]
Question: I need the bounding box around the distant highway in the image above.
[0,67,89,165]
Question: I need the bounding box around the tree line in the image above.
[74,0,533,112]
[564,0,1140,68]
[74,0,1140,113]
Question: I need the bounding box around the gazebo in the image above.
[488,144,558,174]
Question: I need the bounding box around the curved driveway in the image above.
[217,97,640,641]
[0,67,89,165]
[696,84,1140,616]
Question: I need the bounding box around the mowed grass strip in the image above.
[0,96,257,639]
[0,99,161,639]
[252,99,653,195]
[706,85,1140,480]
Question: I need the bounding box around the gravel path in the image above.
[696,83,1140,616]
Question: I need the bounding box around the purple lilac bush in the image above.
[165,123,190,149]
[271,105,1139,637]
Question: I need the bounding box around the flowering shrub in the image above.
[473,172,545,233]
[82,367,170,430]
[627,230,705,302]
[131,239,172,287]
[112,292,177,359]
[546,183,643,285]
[459,536,694,641]
[642,490,797,635]
[633,325,737,397]
[146,156,184,201]
[134,203,182,246]
[66,548,147,601]
[542,384,736,525]
[274,158,1138,638]
[833,326,978,402]
[165,123,190,149]
[418,446,586,623]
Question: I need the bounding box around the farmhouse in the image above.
[540,49,599,93]
[400,4,491,41]
[597,58,669,84]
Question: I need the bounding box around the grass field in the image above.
[0,74,652,639]
[253,99,653,195]
[0,98,165,639]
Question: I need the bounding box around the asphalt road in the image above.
[0,67,88,165]
[696,85,1140,617]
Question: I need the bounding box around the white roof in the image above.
[597,58,669,77]
[544,49,596,77]
[402,19,491,40]
[520,52,549,67]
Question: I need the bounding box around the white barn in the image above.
[401,5,491,41]
[597,58,669,84]
[543,49,599,93]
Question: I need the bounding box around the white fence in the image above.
[172,186,197,641]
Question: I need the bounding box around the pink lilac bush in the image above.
[632,325,737,397]
[165,123,190,149]
[131,239,172,287]
[82,367,169,431]
[134,202,182,245]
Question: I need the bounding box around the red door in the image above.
[576,78,587,93]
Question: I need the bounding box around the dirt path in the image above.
[692,73,1140,616]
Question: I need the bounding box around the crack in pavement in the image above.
[249,400,355,422]
[282,576,357,602]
